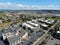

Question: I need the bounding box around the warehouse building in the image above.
[22,22,40,32]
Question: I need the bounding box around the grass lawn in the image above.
[0,12,6,19]
[47,16,60,21]
[0,19,23,28]
[0,22,12,28]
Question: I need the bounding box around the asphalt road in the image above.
[32,21,59,45]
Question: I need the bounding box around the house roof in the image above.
[7,35,20,44]
[18,29,26,37]
[0,20,2,23]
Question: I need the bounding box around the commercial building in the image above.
[38,18,55,25]
[2,27,28,45]
[22,22,40,32]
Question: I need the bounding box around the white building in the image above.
[22,22,40,32]
[0,20,2,23]
[44,19,55,24]
[32,19,38,23]
[27,21,39,27]
[38,18,55,25]
[40,24,48,28]
[57,31,60,33]
[2,29,28,45]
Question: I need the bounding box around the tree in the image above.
[1,28,5,32]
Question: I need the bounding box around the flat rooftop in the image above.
[41,24,48,27]
[27,21,39,27]
[22,23,34,29]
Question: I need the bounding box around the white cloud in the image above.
[0,2,60,10]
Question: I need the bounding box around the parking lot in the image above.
[46,36,60,45]
[0,31,5,45]
[0,40,4,45]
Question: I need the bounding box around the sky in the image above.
[0,0,60,10]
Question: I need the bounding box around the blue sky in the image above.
[0,0,60,10]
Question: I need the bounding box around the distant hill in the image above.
[0,10,60,16]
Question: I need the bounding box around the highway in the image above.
[33,21,59,45]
